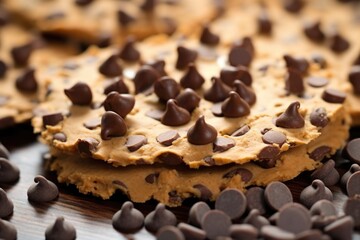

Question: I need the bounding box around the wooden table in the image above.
[1,123,359,240]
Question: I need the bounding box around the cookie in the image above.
[2,0,220,45]
[32,35,349,168]
[0,24,77,128]
[48,110,348,206]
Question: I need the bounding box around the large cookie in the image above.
[0,24,77,128]
[2,0,220,45]
[49,111,348,206]
[32,35,349,168]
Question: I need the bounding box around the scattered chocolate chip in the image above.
[53,132,67,142]
[220,66,253,87]
[343,138,360,164]
[324,216,354,240]
[223,168,253,183]
[213,137,235,152]
[232,37,255,57]
[0,219,17,240]
[200,25,220,46]
[311,54,327,69]
[187,116,217,145]
[309,146,331,161]
[221,91,251,118]
[276,101,305,128]
[304,21,325,43]
[283,0,304,13]
[144,60,167,77]
[179,64,205,90]
[193,184,212,201]
[346,171,360,197]
[96,33,112,48]
[215,189,247,220]
[0,158,19,183]
[261,225,295,240]
[145,109,164,121]
[161,99,191,126]
[10,42,33,66]
[311,160,339,186]
[145,173,159,184]
[15,68,38,93]
[133,65,159,94]
[64,82,92,105]
[258,11,272,35]
[284,55,309,75]
[230,224,258,240]
[117,10,135,26]
[201,210,231,239]
[245,187,267,215]
[340,164,360,188]
[310,108,329,128]
[144,203,177,233]
[233,80,256,106]
[45,217,76,240]
[264,181,293,211]
[204,77,231,103]
[300,179,333,208]
[0,143,9,159]
[349,66,360,94]
[155,77,181,102]
[157,226,184,240]
[27,175,59,202]
[228,45,252,67]
[231,125,250,137]
[175,88,201,112]
[112,201,144,233]
[243,209,270,231]
[42,113,64,127]
[310,199,337,217]
[307,76,329,88]
[277,203,311,234]
[99,54,122,77]
[125,135,147,152]
[103,92,135,118]
[77,137,99,157]
[321,88,346,103]
[157,152,183,165]
[178,222,206,240]
[262,130,286,147]
[0,188,13,218]
[0,60,7,78]
[101,111,127,140]
[176,46,198,70]
[156,130,180,146]
[344,195,360,229]
[75,0,93,6]
[256,146,280,168]
[83,118,101,130]
[285,69,304,94]
[118,37,140,62]
[329,33,350,53]
[189,202,210,227]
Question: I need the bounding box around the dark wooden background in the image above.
[1,123,359,240]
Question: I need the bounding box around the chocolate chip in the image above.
[0,158,19,183]
[223,167,253,182]
[74,0,93,6]
[45,217,76,240]
[311,54,327,69]
[283,0,304,13]
[155,77,181,102]
[193,184,212,201]
[311,160,339,186]
[15,68,38,93]
[230,224,258,240]
[221,91,251,118]
[243,209,270,231]
[200,25,220,46]
[0,143,9,159]
[228,45,252,67]
[321,88,346,103]
[233,80,256,106]
[284,55,309,75]
[277,203,311,234]
[344,139,360,164]
[231,125,250,137]
[179,64,205,90]
[329,33,350,53]
[42,113,64,127]
[176,46,198,70]
[64,82,92,105]
[0,60,7,78]
[187,116,217,145]
[264,181,293,211]
[11,42,33,66]
[220,66,253,87]
[256,146,280,168]
[262,130,286,147]
[213,137,235,152]
[117,10,135,26]
[112,201,144,233]
[261,225,295,240]
[125,135,147,152]
[133,65,159,94]
[27,175,59,202]
[275,101,305,128]
[341,163,360,188]
[300,180,333,208]
[304,21,325,43]
[346,171,360,197]
[156,130,180,146]
[215,189,247,220]
[285,69,304,95]
[161,99,191,126]
[310,199,337,217]
[145,109,164,121]
[0,188,13,218]
[83,118,101,130]
[118,37,140,62]
[157,152,183,165]
[178,222,206,240]
[175,88,201,112]
[201,210,231,239]
[144,203,177,233]
[189,202,210,227]
[307,76,329,88]
[344,195,360,229]
[246,187,267,215]
[0,219,17,240]
[140,0,156,11]
[144,60,167,77]
[53,132,67,142]
[77,137,99,157]
[349,66,360,94]
[309,108,329,128]
[103,92,135,118]
[157,226,184,240]
[324,216,354,240]
[98,54,122,77]
[258,11,272,35]
[101,111,127,140]
[204,77,231,103]
[309,146,331,161]
[145,173,159,184]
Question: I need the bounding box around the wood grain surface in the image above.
[0,123,359,240]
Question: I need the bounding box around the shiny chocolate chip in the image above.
[220,66,252,87]
[213,137,235,152]
[156,130,180,146]
[204,77,231,103]
[309,146,331,161]
[112,201,144,233]
[144,203,177,233]
[262,130,286,147]
[133,65,159,94]
[321,88,346,103]
[233,80,256,106]
[264,181,293,211]
[64,82,92,105]
[161,99,191,126]
[300,180,333,208]
[15,68,38,93]
[77,137,99,157]
[179,64,205,90]
[118,37,140,62]
[45,217,76,240]
[275,102,305,128]
[175,88,201,112]
[200,25,220,46]
[101,111,127,140]
[99,54,122,77]
[187,116,217,145]
[27,175,59,202]
[125,135,147,152]
[103,92,135,118]
[231,125,250,137]
[221,91,250,118]
[154,77,181,102]
[176,46,198,70]
[42,113,64,127]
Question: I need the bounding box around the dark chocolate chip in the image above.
[42,113,64,127]
[189,202,210,227]
[283,0,304,13]
[233,80,256,106]
[213,137,235,152]
[343,195,360,229]
[145,173,159,184]
[340,163,360,188]
[193,184,212,201]
[175,88,201,112]
[349,66,360,94]
[157,226,184,240]
[53,132,67,142]
[203,156,215,166]
[215,189,246,220]
[140,0,156,12]
[10,42,33,66]
[117,10,135,26]
[264,181,293,211]
[200,25,220,46]
[0,158,20,183]
[230,224,258,240]
[221,91,251,118]
[262,130,286,147]
[112,201,144,233]
[258,11,272,35]
[64,82,92,105]
[277,203,311,234]
[285,69,305,94]
[176,46,198,70]
[321,88,346,103]
[45,217,76,240]
[228,46,252,67]
[77,137,99,157]
[275,101,305,128]
[125,135,147,152]
[75,0,93,6]
[98,54,122,77]
[304,21,325,43]
[261,225,295,240]
[284,55,309,75]
[310,199,337,217]
[156,130,180,146]
[234,37,255,57]
[0,143,9,159]
[96,33,112,48]
[118,37,140,62]
[155,77,181,102]
[27,175,59,202]
[329,34,350,53]
[309,146,331,161]
[231,125,250,137]
[300,179,333,208]
[15,68,38,93]
[311,160,339,186]
[257,146,280,168]
[0,219,17,240]
[145,109,164,121]
[204,77,231,103]
[324,216,354,240]
[243,209,270,231]
[133,65,159,94]
[101,111,127,140]
[344,138,360,164]
[157,152,183,165]
[220,66,252,87]
[83,118,101,130]
[0,188,13,218]
[144,60,167,77]
[144,203,177,233]
[187,116,217,145]
[161,99,191,126]
[310,108,329,128]
[103,92,135,118]
[307,76,329,88]
[201,210,231,239]
[0,60,7,78]
[245,187,267,215]
[179,64,205,90]
[178,222,206,240]
[346,171,360,197]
